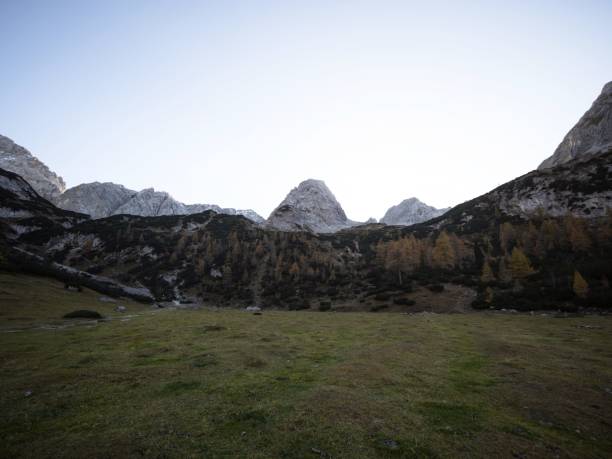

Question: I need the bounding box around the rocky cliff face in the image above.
[55,182,136,219]
[113,188,187,216]
[539,81,612,170]
[267,179,352,233]
[381,197,449,226]
[58,182,266,222]
[0,134,66,201]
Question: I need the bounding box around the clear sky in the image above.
[1,1,611,221]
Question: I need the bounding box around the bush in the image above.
[319,301,332,312]
[374,293,391,301]
[63,310,102,319]
[370,304,389,312]
[428,284,445,293]
[288,298,310,310]
[393,298,416,306]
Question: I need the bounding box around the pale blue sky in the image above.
[1,0,611,220]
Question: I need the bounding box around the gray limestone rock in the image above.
[267,179,352,233]
[113,188,187,216]
[381,197,449,226]
[539,81,612,170]
[56,182,136,219]
[0,134,65,201]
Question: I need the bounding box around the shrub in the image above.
[374,293,391,301]
[319,301,332,312]
[428,284,445,293]
[370,304,389,312]
[63,310,102,319]
[393,298,416,306]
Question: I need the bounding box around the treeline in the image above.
[45,210,612,309]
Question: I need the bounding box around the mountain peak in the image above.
[538,81,612,170]
[0,134,66,201]
[381,197,449,226]
[267,178,350,233]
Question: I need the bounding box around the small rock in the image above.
[246,306,261,312]
[98,296,117,303]
[24,390,33,397]
[115,305,127,313]
[382,439,399,450]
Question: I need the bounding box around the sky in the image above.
[1,0,611,221]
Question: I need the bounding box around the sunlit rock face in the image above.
[58,183,266,222]
[267,179,353,233]
[55,182,136,219]
[0,134,66,202]
[539,81,612,170]
[381,197,449,226]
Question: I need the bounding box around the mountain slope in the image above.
[0,167,87,241]
[381,197,449,226]
[0,134,66,201]
[414,150,612,236]
[539,81,612,170]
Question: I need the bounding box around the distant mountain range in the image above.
[0,135,265,223]
[2,80,612,234]
[0,135,448,231]
[1,81,611,312]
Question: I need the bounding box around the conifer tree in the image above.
[480,259,496,283]
[498,258,512,283]
[573,270,589,298]
[509,247,535,279]
[499,222,515,254]
[289,262,300,280]
[564,214,591,253]
[432,231,456,270]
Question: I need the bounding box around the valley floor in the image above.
[1,274,612,458]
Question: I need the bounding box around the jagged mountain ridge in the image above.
[381,197,449,226]
[57,181,265,222]
[539,81,612,170]
[0,134,264,223]
[0,134,66,202]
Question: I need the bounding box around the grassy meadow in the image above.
[1,273,612,458]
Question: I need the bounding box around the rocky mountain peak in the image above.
[0,134,66,201]
[538,81,612,170]
[381,197,449,226]
[267,179,351,233]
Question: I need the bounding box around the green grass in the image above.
[1,274,612,458]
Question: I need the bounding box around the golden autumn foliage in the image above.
[432,231,456,270]
[509,247,535,279]
[564,215,592,253]
[573,270,589,298]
